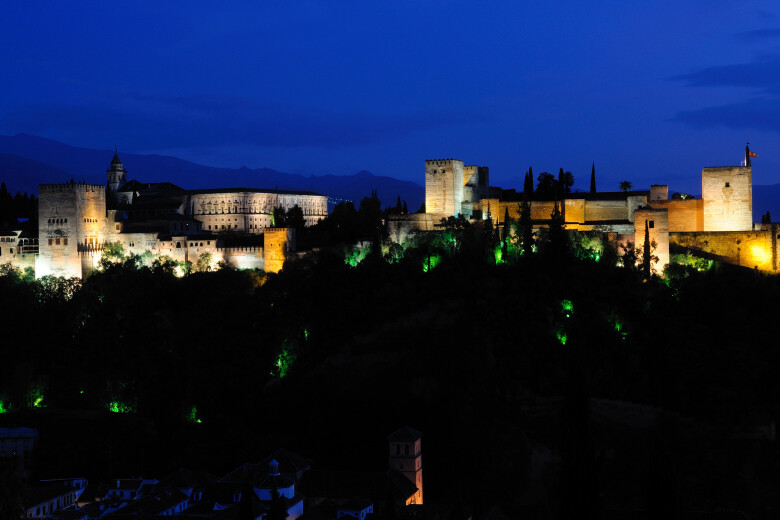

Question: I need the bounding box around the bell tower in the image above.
[106,150,127,192]
[388,427,422,505]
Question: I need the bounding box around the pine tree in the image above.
[590,163,596,194]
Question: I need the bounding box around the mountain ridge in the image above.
[0,134,424,209]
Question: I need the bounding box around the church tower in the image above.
[106,150,127,192]
[388,427,422,505]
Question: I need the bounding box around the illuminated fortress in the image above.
[394,146,780,272]
[0,152,328,278]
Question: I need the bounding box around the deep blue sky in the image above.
[3,1,780,194]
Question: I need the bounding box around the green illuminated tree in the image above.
[271,206,287,227]
[642,220,651,280]
[196,252,213,272]
[102,242,126,263]
[517,198,534,256]
[502,207,511,243]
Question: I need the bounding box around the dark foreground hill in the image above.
[2,235,780,516]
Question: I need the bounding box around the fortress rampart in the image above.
[408,152,772,273]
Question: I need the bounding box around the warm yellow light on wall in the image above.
[750,245,771,266]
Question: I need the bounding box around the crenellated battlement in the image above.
[39,183,104,193]
[216,246,263,253]
[425,159,459,166]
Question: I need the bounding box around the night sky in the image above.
[3,1,780,194]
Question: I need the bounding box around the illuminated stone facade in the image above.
[187,189,326,233]
[402,153,780,273]
[702,166,752,231]
[0,153,321,278]
[36,183,107,278]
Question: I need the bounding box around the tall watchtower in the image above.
[425,159,464,217]
[106,151,127,192]
[388,427,422,505]
[36,182,107,278]
[702,165,752,231]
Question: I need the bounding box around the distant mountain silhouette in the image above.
[0,134,424,210]
[0,154,73,192]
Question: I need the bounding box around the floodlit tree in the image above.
[196,252,213,273]
[642,220,652,280]
[517,197,534,256]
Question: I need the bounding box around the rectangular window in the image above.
[649,221,654,229]
[55,238,60,245]
[49,239,53,245]
[725,182,730,188]
[63,238,68,245]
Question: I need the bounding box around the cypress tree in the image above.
[524,167,534,197]
[590,163,596,194]
[502,206,511,242]
[518,195,533,256]
[402,201,408,214]
[642,219,651,279]
[558,168,565,199]
[767,211,772,224]
[548,200,566,257]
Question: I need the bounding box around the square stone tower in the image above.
[702,166,752,231]
[264,227,296,273]
[634,207,669,273]
[425,159,464,217]
[388,426,422,505]
[36,183,107,279]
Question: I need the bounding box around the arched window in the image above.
[176,242,181,248]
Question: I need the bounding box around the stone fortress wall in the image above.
[0,153,317,278]
[36,183,107,278]
[411,148,776,273]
